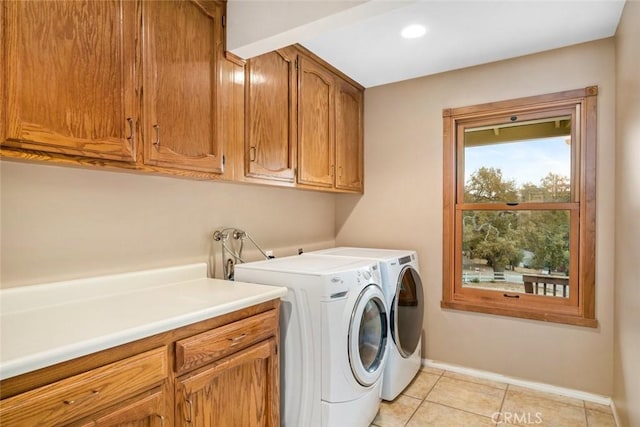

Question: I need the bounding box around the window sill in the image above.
[440,300,598,328]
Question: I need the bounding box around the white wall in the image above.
[0,161,335,287]
[614,1,640,425]
[336,39,616,395]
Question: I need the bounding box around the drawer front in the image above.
[176,309,278,373]
[0,347,167,426]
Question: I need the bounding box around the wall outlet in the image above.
[265,250,274,258]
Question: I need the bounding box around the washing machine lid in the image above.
[234,254,377,275]
[312,247,415,262]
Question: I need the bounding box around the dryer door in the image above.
[348,284,388,387]
[392,266,424,358]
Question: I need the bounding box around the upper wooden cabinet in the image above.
[1,0,228,177]
[244,48,297,182]
[243,46,365,193]
[142,0,225,174]
[297,56,335,188]
[334,79,364,191]
[2,0,137,161]
[1,2,363,192]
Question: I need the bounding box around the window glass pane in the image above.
[464,116,572,203]
[462,210,570,298]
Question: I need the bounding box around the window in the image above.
[442,87,597,327]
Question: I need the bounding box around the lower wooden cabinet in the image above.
[0,300,280,427]
[175,339,279,426]
[0,347,168,426]
[72,389,167,427]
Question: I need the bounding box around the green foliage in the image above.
[521,173,571,203]
[463,168,570,272]
[465,167,519,202]
[520,210,570,270]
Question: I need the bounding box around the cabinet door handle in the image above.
[153,124,160,147]
[338,166,343,179]
[63,389,99,405]
[228,333,247,344]
[249,146,256,162]
[126,117,135,144]
[185,398,193,423]
[155,414,166,427]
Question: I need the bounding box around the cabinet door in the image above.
[73,389,167,427]
[245,49,297,182]
[143,0,224,173]
[175,339,279,427]
[297,56,335,188]
[2,0,136,161]
[335,79,364,192]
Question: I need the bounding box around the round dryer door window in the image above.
[348,284,388,387]
[392,266,424,358]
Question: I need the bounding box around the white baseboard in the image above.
[422,358,612,407]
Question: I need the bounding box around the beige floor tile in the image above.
[420,366,445,376]
[586,409,616,427]
[425,376,505,417]
[443,370,508,390]
[406,401,495,427]
[501,388,587,427]
[401,371,440,399]
[372,395,422,427]
[508,385,583,407]
[585,401,613,415]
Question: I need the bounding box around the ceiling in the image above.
[228,0,626,88]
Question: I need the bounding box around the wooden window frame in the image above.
[441,87,598,327]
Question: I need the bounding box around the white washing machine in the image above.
[310,247,424,401]
[234,254,388,427]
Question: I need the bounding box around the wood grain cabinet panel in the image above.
[176,309,278,374]
[72,389,167,427]
[297,56,335,188]
[142,0,224,173]
[244,49,297,182]
[175,339,279,427]
[2,0,137,161]
[335,79,364,191]
[0,347,167,426]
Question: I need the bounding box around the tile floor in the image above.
[371,367,616,427]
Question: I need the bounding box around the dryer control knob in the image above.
[362,270,372,281]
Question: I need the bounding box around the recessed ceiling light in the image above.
[401,24,427,39]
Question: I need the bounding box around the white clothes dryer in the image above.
[234,254,388,427]
[309,247,424,401]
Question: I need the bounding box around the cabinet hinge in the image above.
[222,154,226,166]
[275,344,278,355]
[222,15,226,27]
[295,58,299,70]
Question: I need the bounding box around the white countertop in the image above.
[0,263,287,380]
